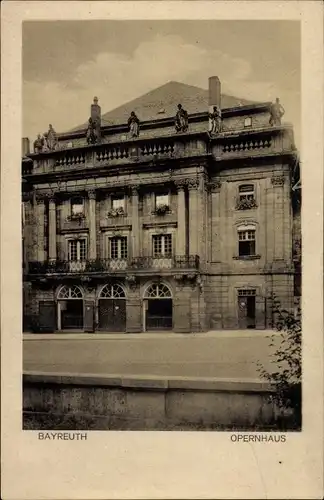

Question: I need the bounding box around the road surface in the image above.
[23,331,282,379]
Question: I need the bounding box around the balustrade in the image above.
[96,146,129,161]
[55,150,86,167]
[140,141,174,156]
[222,136,272,153]
[27,255,199,275]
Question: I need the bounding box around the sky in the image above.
[23,20,300,145]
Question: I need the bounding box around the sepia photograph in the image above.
[2,2,324,499]
[21,19,302,432]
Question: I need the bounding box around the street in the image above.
[23,331,282,379]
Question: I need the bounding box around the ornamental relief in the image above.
[271,176,285,186]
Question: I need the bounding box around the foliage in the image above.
[257,295,302,429]
[107,207,125,217]
[236,197,258,210]
[155,204,170,215]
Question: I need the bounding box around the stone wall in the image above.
[23,373,289,431]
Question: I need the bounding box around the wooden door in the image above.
[38,301,56,333]
[238,296,247,329]
[98,299,126,332]
[84,300,94,332]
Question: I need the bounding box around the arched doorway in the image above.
[57,285,84,330]
[98,283,126,332]
[143,283,173,331]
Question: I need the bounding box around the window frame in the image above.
[239,184,255,202]
[111,195,125,211]
[68,238,87,261]
[238,228,256,257]
[109,236,128,260]
[155,192,170,209]
[152,233,172,257]
[70,196,85,216]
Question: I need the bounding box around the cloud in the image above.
[23,33,300,145]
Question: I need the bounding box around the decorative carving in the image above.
[175,104,188,133]
[87,189,96,200]
[127,111,140,138]
[269,98,285,127]
[107,207,125,218]
[186,178,199,190]
[174,179,186,190]
[125,274,138,291]
[131,185,139,196]
[207,180,221,192]
[271,176,285,186]
[154,204,170,216]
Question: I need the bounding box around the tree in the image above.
[258,295,302,429]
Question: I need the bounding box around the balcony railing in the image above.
[27,255,199,275]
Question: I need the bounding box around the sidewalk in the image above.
[23,329,277,340]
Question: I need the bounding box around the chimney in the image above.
[22,137,30,156]
[208,76,221,110]
[91,96,101,125]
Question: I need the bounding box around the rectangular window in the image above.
[238,230,256,256]
[112,196,125,211]
[110,237,128,259]
[155,193,169,208]
[71,197,84,216]
[238,289,256,296]
[239,184,255,201]
[152,234,172,257]
[244,117,252,128]
[68,239,86,261]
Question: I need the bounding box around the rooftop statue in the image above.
[128,111,140,138]
[269,98,285,126]
[33,134,43,153]
[86,117,99,144]
[47,124,58,150]
[42,133,49,151]
[175,104,188,133]
[209,105,222,135]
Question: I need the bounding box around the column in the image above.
[36,197,45,262]
[187,178,199,256]
[175,180,186,256]
[48,197,57,261]
[271,175,285,262]
[88,190,97,260]
[131,186,140,258]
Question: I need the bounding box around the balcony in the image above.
[27,255,200,277]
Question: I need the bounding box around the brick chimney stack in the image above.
[22,137,30,156]
[208,76,221,110]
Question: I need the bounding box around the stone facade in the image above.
[22,84,300,333]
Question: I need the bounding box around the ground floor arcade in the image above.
[23,273,295,333]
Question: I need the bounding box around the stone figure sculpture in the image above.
[175,104,188,133]
[47,124,58,150]
[269,98,285,126]
[33,134,43,153]
[128,111,140,138]
[209,105,222,135]
[86,117,98,144]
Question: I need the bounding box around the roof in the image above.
[69,81,256,132]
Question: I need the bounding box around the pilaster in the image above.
[87,189,97,260]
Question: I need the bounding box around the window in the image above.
[153,234,172,257]
[112,196,125,211]
[71,196,84,216]
[239,184,255,201]
[238,229,256,256]
[238,289,256,296]
[68,239,86,261]
[244,117,252,128]
[110,237,128,259]
[155,193,169,208]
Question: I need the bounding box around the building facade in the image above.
[22,77,300,333]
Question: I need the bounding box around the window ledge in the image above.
[233,255,261,260]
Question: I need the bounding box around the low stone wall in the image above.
[23,372,283,431]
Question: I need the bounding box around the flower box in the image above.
[236,198,258,210]
[107,207,125,217]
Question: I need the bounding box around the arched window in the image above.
[144,283,172,299]
[57,285,83,299]
[99,283,126,299]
